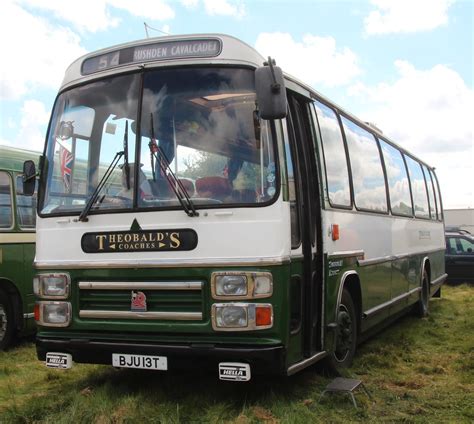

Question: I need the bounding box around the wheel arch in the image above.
[421,256,431,285]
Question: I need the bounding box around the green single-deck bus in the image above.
[0,145,39,350]
[25,34,446,380]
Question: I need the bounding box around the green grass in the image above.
[1,285,473,423]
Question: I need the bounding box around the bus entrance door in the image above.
[287,94,323,362]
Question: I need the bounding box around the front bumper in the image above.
[36,337,286,375]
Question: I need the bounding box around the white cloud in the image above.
[181,0,199,9]
[19,0,120,33]
[4,100,50,151]
[19,0,174,33]
[349,61,473,208]
[364,0,455,35]
[0,1,87,100]
[204,0,245,19]
[255,32,361,88]
[108,0,175,22]
[161,24,171,35]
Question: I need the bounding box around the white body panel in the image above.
[323,209,445,258]
[35,197,291,268]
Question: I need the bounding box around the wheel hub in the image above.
[335,306,353,362]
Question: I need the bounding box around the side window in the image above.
[405,155,430,219]
[460,238,474,253]
[422,165,437,220]
[15,175,37,229]
[341,117,387,213]
[447,238,457,254]
[448,237,474,254]
[0,171,13,229]
[431,169,443,221]
[313,101,351,207]
[380,140,413,216]
[282,119,301,248]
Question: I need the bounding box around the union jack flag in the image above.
[59,145,73,191]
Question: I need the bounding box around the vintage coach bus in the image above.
[0,145,38,350]
[24,34,446,380]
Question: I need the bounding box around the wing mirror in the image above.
[255,57,287,119]
[22,160,36,196]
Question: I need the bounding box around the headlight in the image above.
[215,305,248,327]
[33,273,70,299]
[211,272,273,299]
[35,301,71,327]
[215,275,247,296]
[212,303,273,331]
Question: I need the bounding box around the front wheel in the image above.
[325,289,358,371]
[0,290,15,351]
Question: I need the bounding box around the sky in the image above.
[0,0,472,208]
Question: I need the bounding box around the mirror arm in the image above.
[265,57,281,94]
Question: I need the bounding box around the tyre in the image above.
[0,290,15,351]
[325,289,358,371]
[416,269,430,318]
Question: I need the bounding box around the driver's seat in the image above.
[195,176,232,200]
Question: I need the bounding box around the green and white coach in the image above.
[24,34,446,380]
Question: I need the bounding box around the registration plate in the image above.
[112,353,168,370]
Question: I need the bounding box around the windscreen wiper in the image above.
[123,121,130,190]
[149,114,198,217]
[78,150,124,222]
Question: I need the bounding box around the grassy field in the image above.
[0,284,473,423]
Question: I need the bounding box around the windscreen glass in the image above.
[41,74,140,215]
[137,68,276,208]
[40,68,277,216]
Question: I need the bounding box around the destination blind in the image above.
[82,39,222,75]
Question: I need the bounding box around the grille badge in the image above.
[131,291,147,312]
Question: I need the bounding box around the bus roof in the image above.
[0,145,41,173]
[61,33,265,90]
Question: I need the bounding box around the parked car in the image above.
[445,230,474,283]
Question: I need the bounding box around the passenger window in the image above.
[430,169,443,221]
[313,101,351,207]
[0,171,13,228]
[422,165,437,220]
[16,175,37,229]
[341,117,387,212]
[405,156,430,219]
[380,140,413,216]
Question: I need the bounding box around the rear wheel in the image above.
[416,269,430,317]
[326,289,358,371]
[0,290,15,351]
